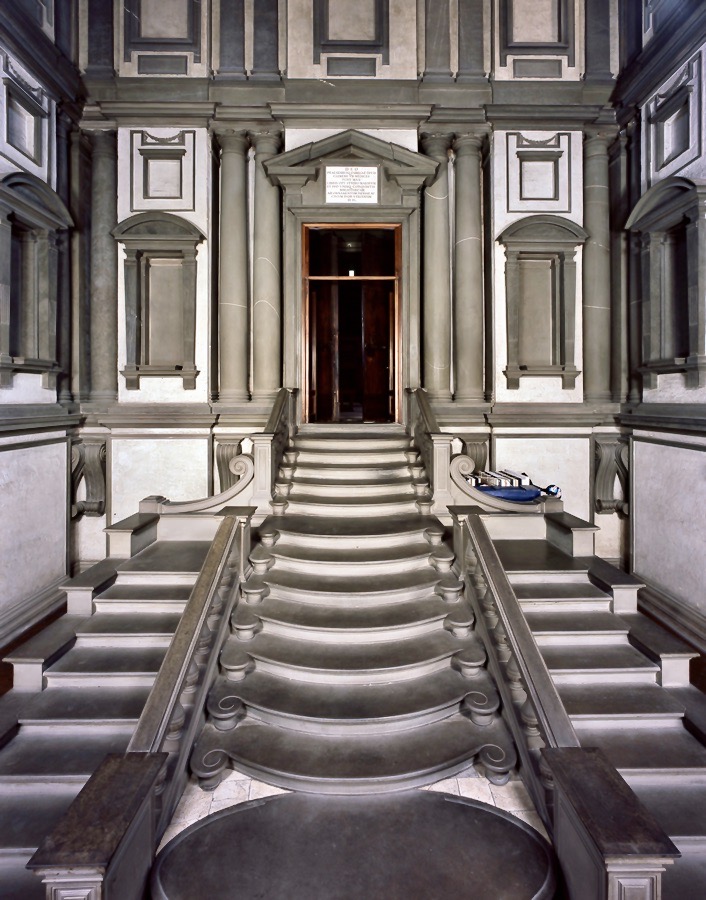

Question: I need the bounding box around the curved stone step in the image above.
[236,594,459,642]
[264,514,441,549]
[208,667,492,734]
[293,433,412,451]
[267,539,434,576]
[262,568,441,607]
[288,476,416,497]
[284,493,419,517]
[291,448,410,466]
[292,460,412,481]
[221,631,476,684]
[191,714,516,792]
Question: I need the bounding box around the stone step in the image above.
[524,610,628,646]
[73,611,180,648]
[236,594,462,643]
[192,713,514,792]
[291,448,411,466]
[267,539,436,576]
[291,461,412,481]
[662,852,706,900]
[93,583,192,613]
[287,476,417,498]
[514,581,612,612]
[44,646,165,688]
[0,728,132,784]
[0,785,83,852]
[209,667,489,734]
[540,644,660,684]
[292,433,411,451]
[264,514,442,550]
[631,782,706,840]
[220,631,479,684]
[495,539,590,584]
[262,568,442,607]
[18,686,150,726]
[0,852,45,900]
[284,493,419,517]
[113,540,209,586]
[558,683,686,723]
[579,723,706,777]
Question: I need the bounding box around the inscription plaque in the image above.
[326,166,378,203]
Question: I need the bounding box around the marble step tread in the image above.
[196,713,513,790]
[284,492,419,509]
[267,539,436,570]
[494,540,589,575]
[45,646,166,677]
[214,667,479,727]
[0,787,82,850]
[558,684,686,720]
[19,686,150,725]
[263,513,440,543]
[293,433,411,450]
[75,612,181,637]
[291,449,411,465]
[263,568,441,605]
[631,782,706,838]
[248,594,458,636]
[0,729,132,781]
[514,582,611,604]
[524,610,628,635]
[116,540,210,576]
[285,478,416,497]
[95,583,192,603]
[577,724,706,774]
[290,461,412,481]
[0,855,45,900]
[541,644,659,675]
[225,630,474,676]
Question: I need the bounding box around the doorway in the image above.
[305,225,399,423]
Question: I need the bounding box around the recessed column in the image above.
[89,130,118,405]
[216,131,250,404]
[421,133,452,401]
[453,133,486,402]
[582,129,613,403]
[250,131,282,403]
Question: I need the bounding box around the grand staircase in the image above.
[191,424,517,791]
[0,540,210,898]
[491,527,706,897]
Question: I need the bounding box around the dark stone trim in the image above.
[584,0,612,81]
[86,0,115,78]
[217,0,246,79]
[313,0,389,67]
[123,0,201,64]
[619,404,706,436]
[457,0,486,82]
[252,0,280,79]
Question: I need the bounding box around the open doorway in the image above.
[305,225,399,423]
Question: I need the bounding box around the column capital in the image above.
[249,130,282,156]
[89,129,117,159]
[583,125,619,152]
[420,132,453,162]
[214,130,250,155]
[452,131,488,156]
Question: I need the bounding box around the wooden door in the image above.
[362,282,393,422]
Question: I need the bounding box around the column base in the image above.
[251,389,280,406]
[215,389,251,406]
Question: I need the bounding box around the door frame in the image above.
[303,223,401,424]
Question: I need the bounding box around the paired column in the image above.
[453,133,486,402]
[582,128,613,403]
[421,134,453,401]
[216,130,250,403]
[89,129,118,405]
[251,131,282,403]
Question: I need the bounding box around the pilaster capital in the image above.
[583,125,619,155]
[420,132,453,162]
[249,130,282,157]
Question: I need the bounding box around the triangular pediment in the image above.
[265,129,437,189]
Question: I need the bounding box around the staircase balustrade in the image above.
[251,386,297,514]
[28,510,256,899]
[454,509,678,899]
[406,388,455,515]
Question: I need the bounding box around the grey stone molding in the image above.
[216,0,246,79]
[594,435,629,516]
[252,0,280,80]
[497,0,575,69]
[112,212,205,391]
[457,0,487,83]
[313,0,389,69]
[625,176,706,390]
[619,403,706,436]
[498,215,587,390]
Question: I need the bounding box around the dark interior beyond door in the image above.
[307,227,396,423]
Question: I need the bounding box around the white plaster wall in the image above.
[110,436,209,523]
[493,435,591,519]
[0,439,67,617]
[633,436,706,617]
[0,373,58,405]
[492,0,584,81]
[116,127,211,404]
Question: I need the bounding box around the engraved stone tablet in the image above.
[326,166,378,204]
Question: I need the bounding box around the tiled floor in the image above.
[159,764,548,851]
